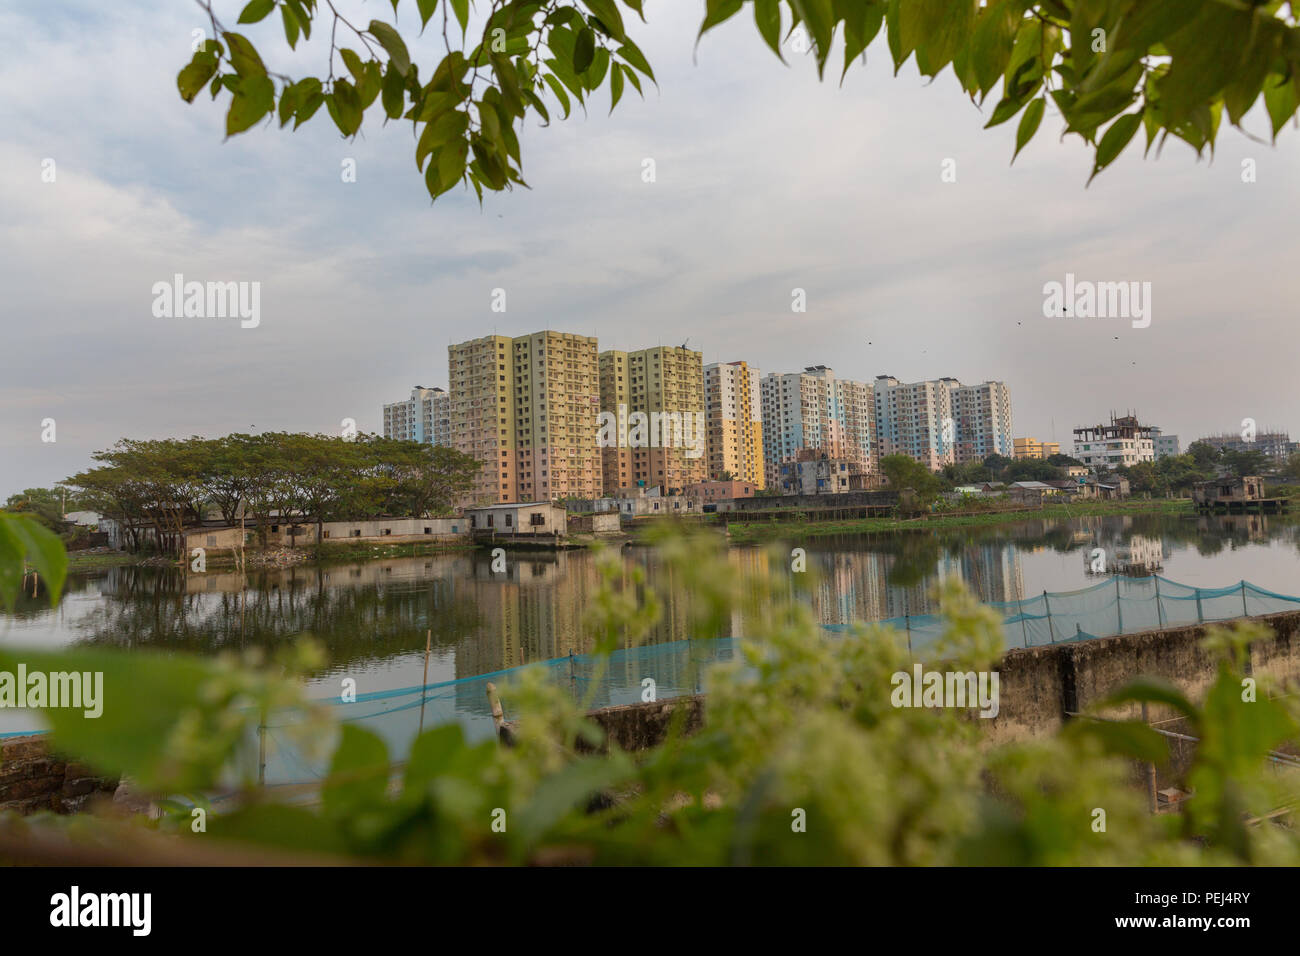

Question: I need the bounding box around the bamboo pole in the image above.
[418,628,432,734]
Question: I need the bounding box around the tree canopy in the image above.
[180,0,1300,202]
[61,433,480,551]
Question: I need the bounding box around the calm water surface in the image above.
[3,512,1299,737]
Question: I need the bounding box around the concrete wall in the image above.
[269,518,467,546]
[586,610,1300,751]
[567,512,621,534]
[0,736,117,815]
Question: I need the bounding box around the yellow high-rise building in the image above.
[704,360,765,488]
[448,330,601,505]
[448,335,515,505]
[598,346,706,495]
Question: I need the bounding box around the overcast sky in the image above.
[3,1,1299,495]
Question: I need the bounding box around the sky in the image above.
[3,1,1299,495]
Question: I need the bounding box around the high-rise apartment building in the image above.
[382,386,449,446]
[704,361,764,488]
[598,346,706,494]
[759,366,875,487]
[872,376,956,471]
[948,380,1014,463]
[449,335,517,505]
[514,331,602,502]
[873,376,1012,470]
[448,331,602,506]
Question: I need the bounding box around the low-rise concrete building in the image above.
[1193,475,1275,511]
[684,479,758,503]
[566,512,622,535]
[465,503,568,536]
[778,453,872,495]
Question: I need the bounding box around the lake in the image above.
[3,511,1299,744]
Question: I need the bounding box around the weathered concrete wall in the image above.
[0,736,117,815]
[567,512,622,534]
[983,609,1300,745]
[587,611,1300,752]
[582,696,706,752]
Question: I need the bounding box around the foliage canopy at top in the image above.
[179,0,1300,200]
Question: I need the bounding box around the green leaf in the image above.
[1263,73,1298,142]
[1013,95,1044,162]
[573,27,596,73]
[237,0,276,25]
[438,137,470,188]
[403,724,470,794]
[839,0,884,83]
[226,74,275,135]
[222,32,266,77]
[0,645,216,792]
[609,60,624,112]
[615,39,655,84]
[368,20,411,77]
[281,3,301,48]
[293,78,323,128]
[754,0,786,63]
[278,79,300,126]
[1064,718,1169,765]
[792,0,834,77]
[178,53,219,104]
[699,0,744,45]
[417,0,439,30]
[621,61,643,96]
[381,63,406,119]
[984,93,1030,128]
[0,519,27,611]
[916,0,976,77]
[322,725,391,820]
[326,79,363,136]
[285,0,311,39]
[1160,1,1253,126]
[417,109,469,171]
[357,61,383,109]
[1095,676,1199,730]
[969,0,1019,96]
[514,754,634,843]
[542,72,572,117]
[451,0,470,36]
[1088,109,1141,183]
[582,0,628,42]
[340,48,366,84]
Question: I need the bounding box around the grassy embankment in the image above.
[722,497,1195,544]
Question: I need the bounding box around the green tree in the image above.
[2,488,75,533]
[179,0,1300,203]
[880,453,943,508]
[1187,440,1220,468]
[1221,448,1270,478]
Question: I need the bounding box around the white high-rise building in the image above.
[759,366,875,488]
[873,376,1013,470]
[383,386,449,446]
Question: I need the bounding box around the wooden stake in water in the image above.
[418,628,432,734]
[486,681,506,738]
